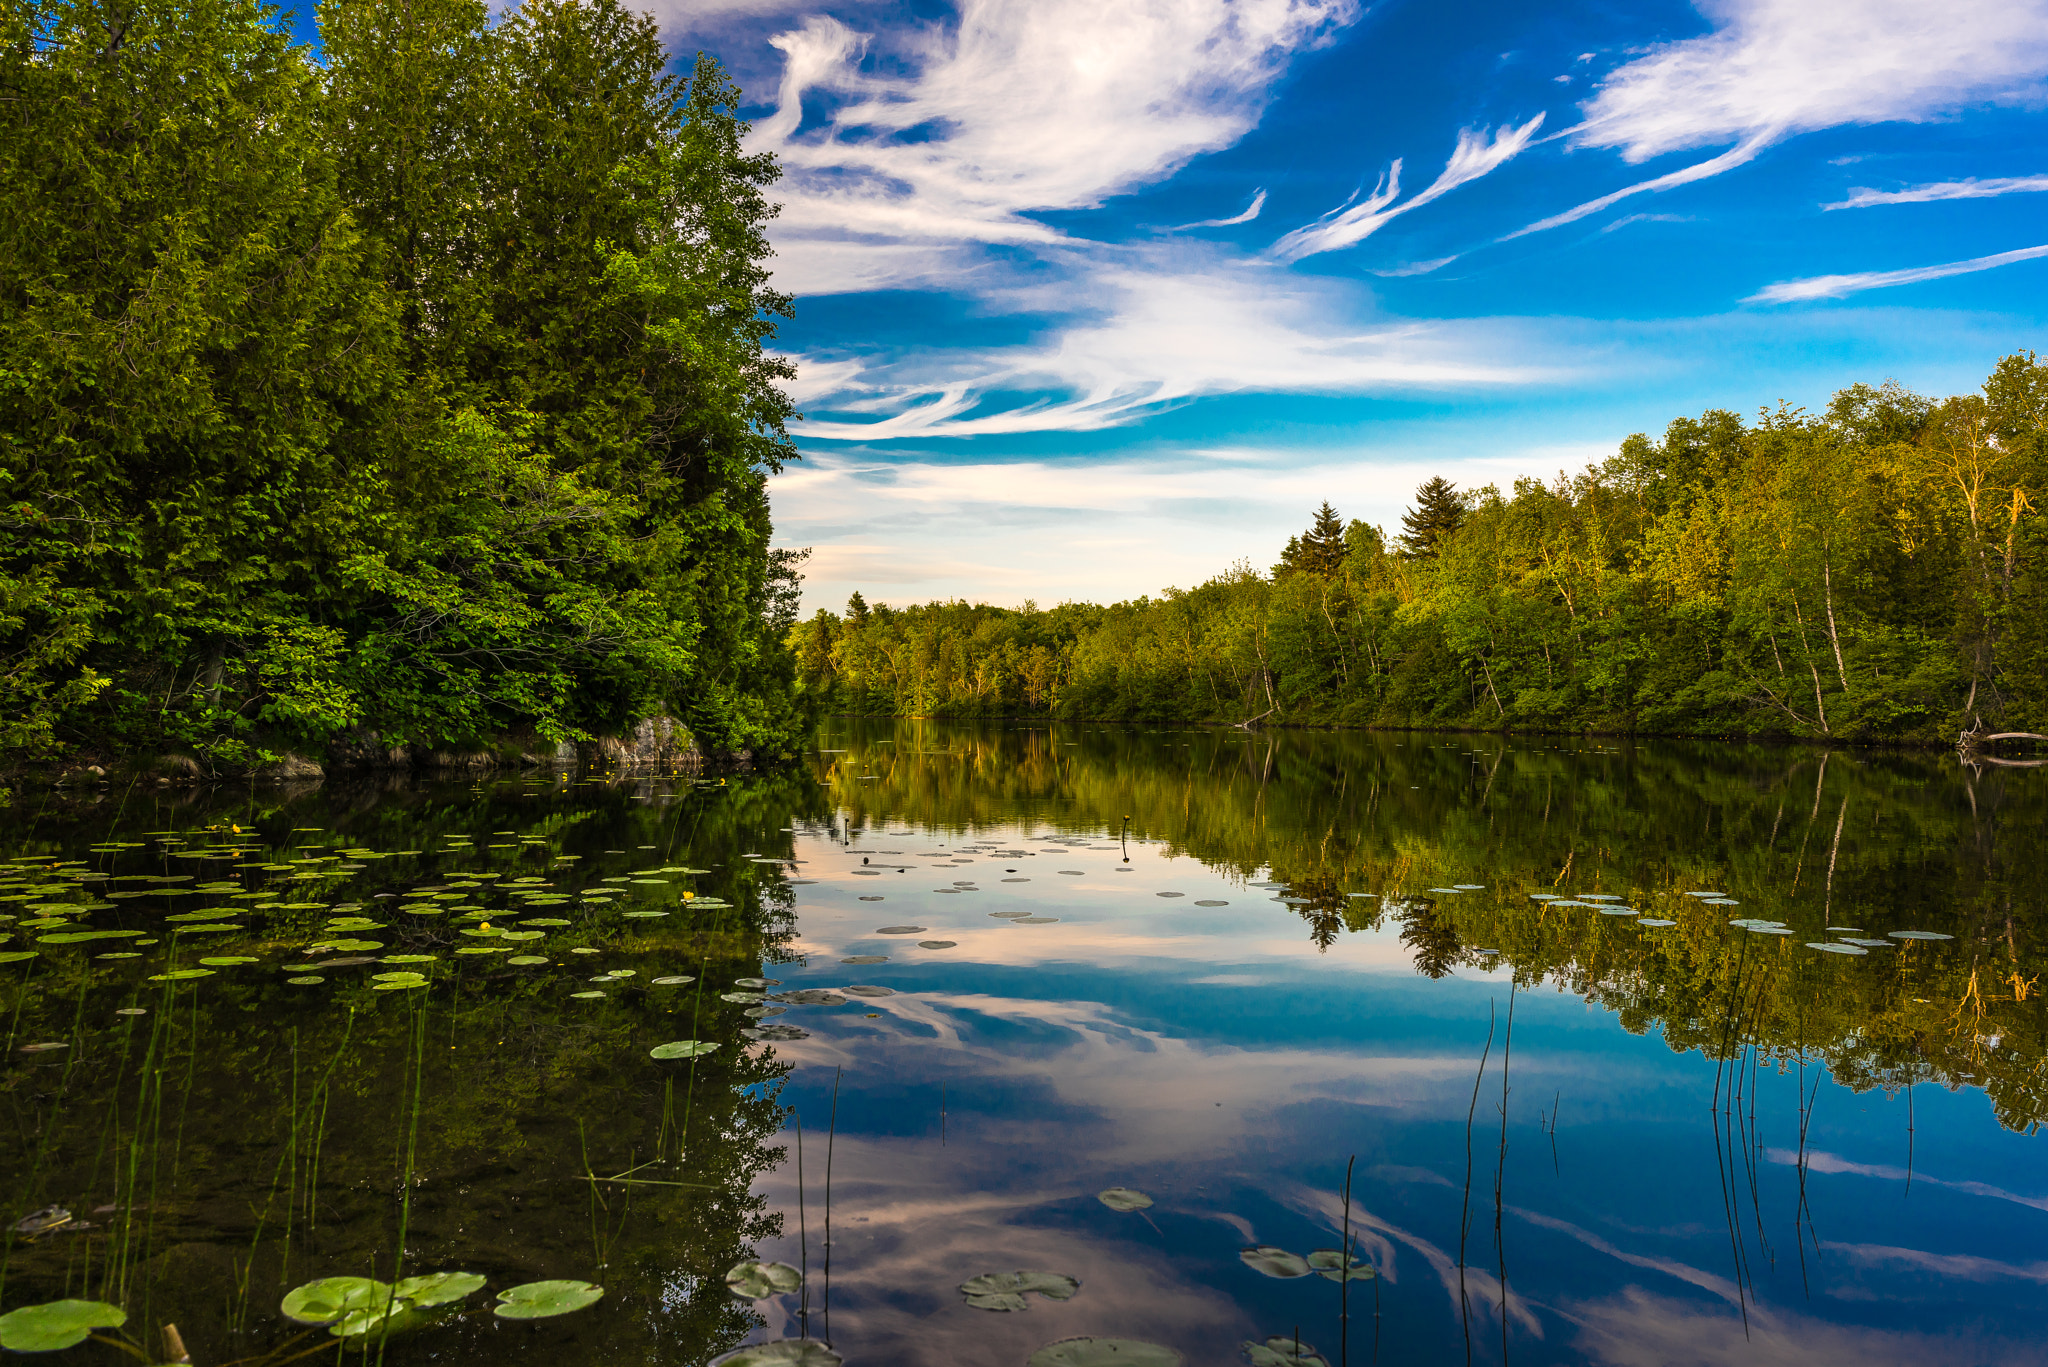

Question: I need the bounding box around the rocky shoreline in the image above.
[33,715,745,789]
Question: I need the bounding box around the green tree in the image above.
[1398,477,1468,558]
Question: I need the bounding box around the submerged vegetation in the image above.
[0,0,805,770]
[794,356,2048,743]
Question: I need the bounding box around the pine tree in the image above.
[1275,502,1348,577]
[1398,478,1467,558]
[846,591,871,626]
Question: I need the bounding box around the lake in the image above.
[0,720,2041,1366]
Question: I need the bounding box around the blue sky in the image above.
[550,2,2048,609]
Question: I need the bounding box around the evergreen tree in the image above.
[1274,502,1348,577]
[1398,478,1467,558]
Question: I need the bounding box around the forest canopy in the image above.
[793,355,2048,742]
[0,0,805,768]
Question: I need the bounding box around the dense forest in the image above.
[0,0,805,771]
[793,356,2048,742]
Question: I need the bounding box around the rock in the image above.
[327,729,410,770]
[589,715,699,770]
[424,750,495,770]
[257,753,324,781]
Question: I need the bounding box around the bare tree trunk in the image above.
[1821,548,1849,694]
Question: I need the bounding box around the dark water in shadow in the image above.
[0,722,2042,1365]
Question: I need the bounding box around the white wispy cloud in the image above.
[1747,241,2048,302]
[1509,0,2048,238]
[1177,189,1268,228]
[1826,174,2048,209]
[788,248,1550,440]
[749,0,1360,293]
[1270,115,1545,262]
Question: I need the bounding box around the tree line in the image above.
[792,355,2048,741]
[0,0,805,770]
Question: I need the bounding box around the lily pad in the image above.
[1194,900,1228,906]
[148,968,214,981]
[570,991,606,999]
[841,955,888,964]
[744,1024,809,1041]
[918,940,958,949]
[960,1270,1081,1309]
[841,985,895,998]
[1015,916,1060,924]
[1028,1338,1182,1367]
[1807,942,1867,955]
[652,975,696,985]
[282,1276,392,1325]
[1239,1246,1312,1278]
[724,1260,803,1299]
[1305,1249,1375,1282]
[709,1342,843,1367]
[1097,1187,1153,1211]
[1243,1336,1329,1367]
[770,989,847,1005]
[0,951,36,964]
[0,1299,127,1352]
[493,1280,604,1319]
[651,1040,719,1059]
[875,926,926,934]
[990,911,1032,919]
[1889,930,1955,941]
[288,976,326,985]
[391,1271,486,1307]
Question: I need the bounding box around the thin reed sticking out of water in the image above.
[1340,1153,1354,1367]
[826,1066,841,1346]
[1459,999,1496,1367]
[795,1108,809,1339]
[1495,987,1515,1366]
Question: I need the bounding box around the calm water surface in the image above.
[1,721,2043,1366]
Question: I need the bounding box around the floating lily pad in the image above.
[990,911,1032,919]
[709,1341,843,1367]
[1305,1249,1375,1282]
[1097,1187,1153,1211]
[1014,917,1060,924]
[508,955,550,965]
[652,975,696,985]
[283,1276,392,1325]
[857,895,885,901]
[0,951,37,964]
[652,1040,719,1059]
[1240,1246,1312,1278]
[1243,1335,1329,1367]
[1638,919,1676,927]
[0,1299,127,1352]
[960,1270,1080,1310]
[745,1024,808,1041]
[722,991,764,1003]
[1194,900,1228,906]
[918,940,958,949]
[392,1271,486,1307]
[841,985,895,998]
[288,976,326,985]
[725,1260,803,1299]
[841,955,887,964]
[148,968,214,981]
[1807,942,1867,955]
[570,991,606,999]
[1027,1338,1181,1367]
[875,926,926,935]
[493,1280,604,1319]
[1889,930,1954,941]
[199,956,259,966]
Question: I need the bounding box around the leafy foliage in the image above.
[797,357,2048,741]
[0,0,801,766]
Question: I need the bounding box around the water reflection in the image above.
[0,722,2039,1366]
